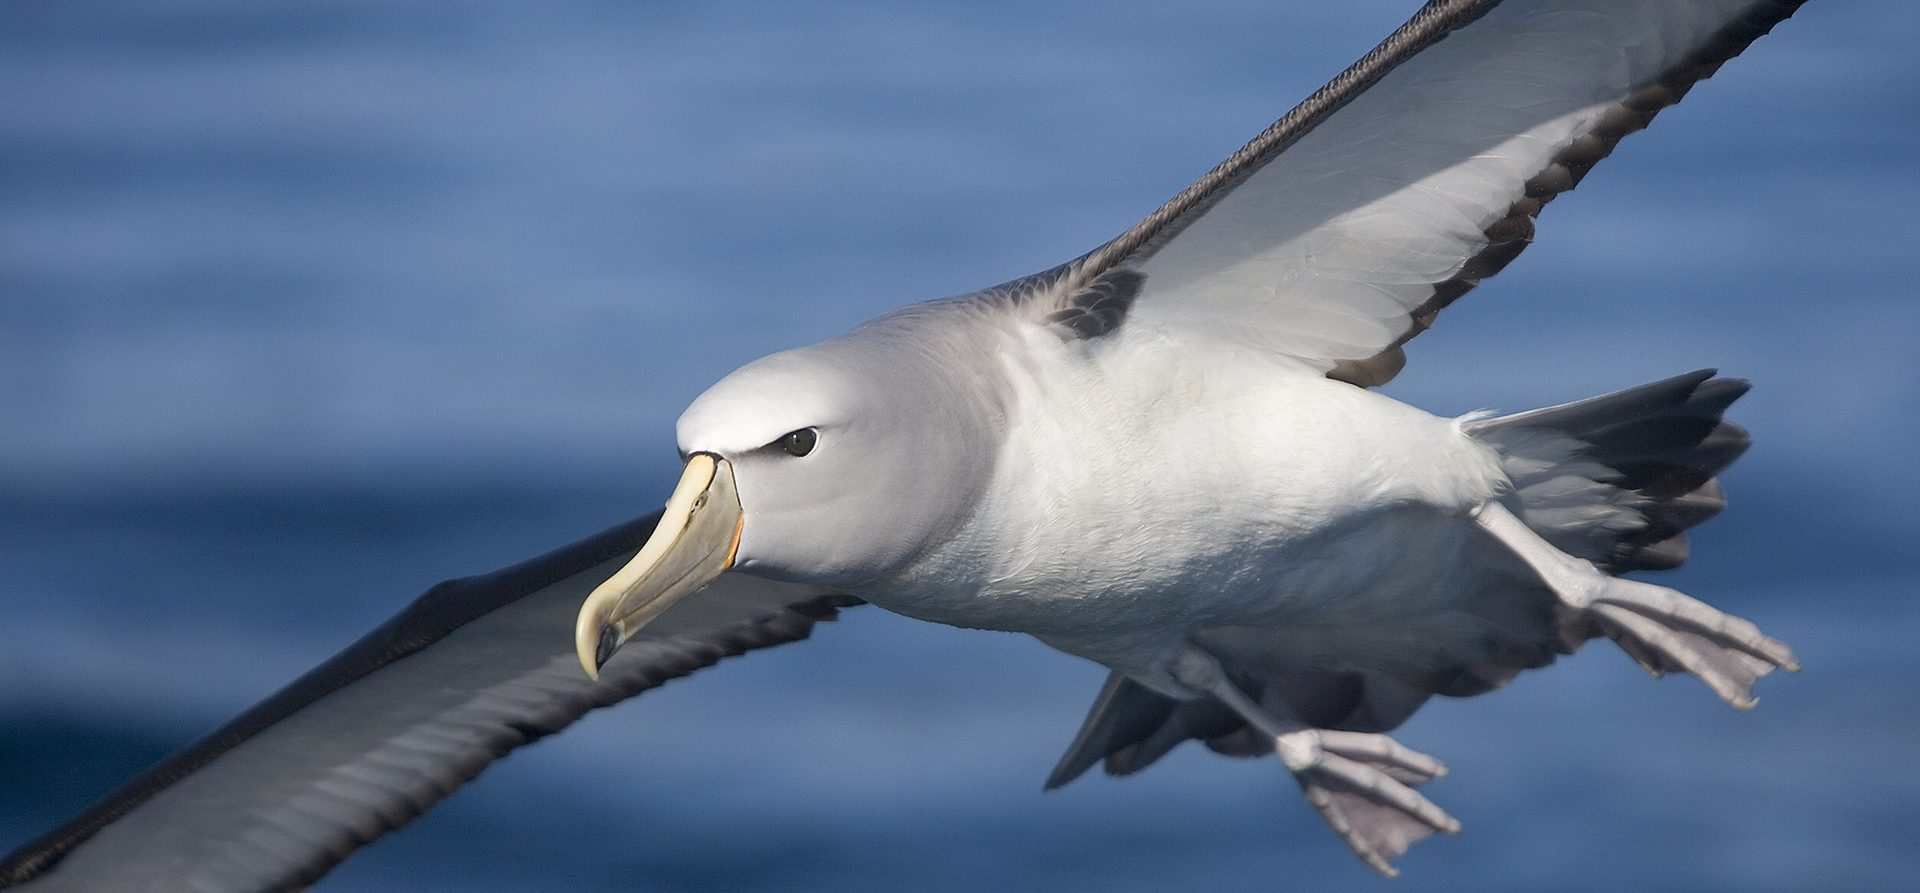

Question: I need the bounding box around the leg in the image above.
[1169,647,1459,877]
[1474,501,1799,708]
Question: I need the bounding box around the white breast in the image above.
[863,326,1510,669]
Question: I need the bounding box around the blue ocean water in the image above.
[3,1,1916,890]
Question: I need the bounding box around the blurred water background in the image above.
[2,1,1916,890]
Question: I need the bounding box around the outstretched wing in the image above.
[0,512,856,892]
[1037,0,1807,385]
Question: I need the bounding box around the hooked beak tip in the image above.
[575,453,741,680]
[593,623,620,674]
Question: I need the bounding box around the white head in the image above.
[574,318,1002,675]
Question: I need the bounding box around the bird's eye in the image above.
[779,427,817,457]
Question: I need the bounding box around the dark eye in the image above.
[779,427,817,457]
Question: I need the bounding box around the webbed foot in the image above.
[1588,576,1799,708]
[1278,728,1460,876]
[1169,647,1458,876]
[1475,500,1798,708]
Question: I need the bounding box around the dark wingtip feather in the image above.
[1045,673,1176,790]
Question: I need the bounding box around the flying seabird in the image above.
[4,0,1817,888]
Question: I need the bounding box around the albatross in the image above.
[5,0,1815,887]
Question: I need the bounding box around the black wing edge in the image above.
[0,512,861,886]
[1324,0,1812,387]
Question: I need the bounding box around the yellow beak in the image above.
[574,453,743,678]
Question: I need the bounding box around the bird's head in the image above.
[574,323,1000,677]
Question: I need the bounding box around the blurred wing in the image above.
[0,512,856,892]
[1041,0,1807,385]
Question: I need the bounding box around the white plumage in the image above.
[2,0,1820,887]
[576,0,1805,873]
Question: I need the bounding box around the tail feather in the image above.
[1469,369,1750,573]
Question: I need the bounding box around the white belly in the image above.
[859,336,1510,679]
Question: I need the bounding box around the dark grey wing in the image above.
[1030,0,1808,386]
[0,512,856,892]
